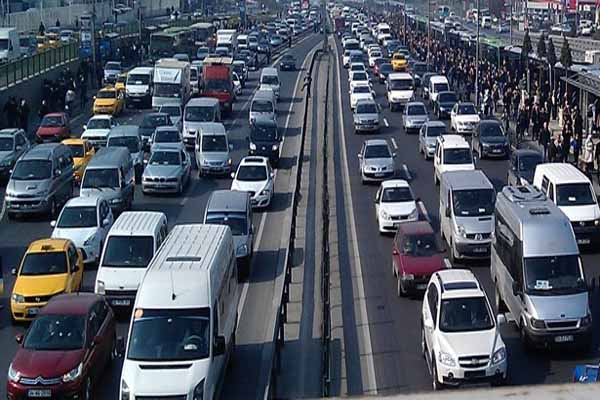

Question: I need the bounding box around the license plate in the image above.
[211,167,222,172]
[27,307,40,316]
[416,284,427,290]
[27,389,51,398]
[473,247,487,253]
[112,299,130,306]
[555,335,574,343]
[493,149,502,153]
[374,173,384,177]
[578,239,591,245]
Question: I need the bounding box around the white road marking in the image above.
[391,137,398,149]
[0,197,6,222]
[333,38,378,394]
[383,117,389,127]
[402,164,412,180]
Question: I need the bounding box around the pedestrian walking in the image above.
[39,100,49,120]
[540,122,551,161]
[584,134,595,176]
[303,75,312,97]
[19,99,30,133]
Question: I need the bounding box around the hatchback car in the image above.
[392,221,444,296]
[507,149,543,186]
[248,119,281,166]
[472,119,510,159]
[10,238,84,322]
[0,128,30,179]
[139,112,173,149]
[231,156,274,208]
[375,179,418,233]
[279,54,296,71]
[149,126,184,152]
[403,102,429,134]
[51,196,114,264]
[92,86,124,116]
[450,102,480,135]
[62,138,95,184]
[419,121,446,160]
[7,293,116,400]
[434,91,459,119]
[158,103,183,131]
[36,112,70,142]
[353,99,381,134]
[358,139,396,183]
[142,146,191,195]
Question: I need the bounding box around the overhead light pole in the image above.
[475,0,480,109]
[403,0,407,43]
[509,0,513,45]
[427,0,431,70]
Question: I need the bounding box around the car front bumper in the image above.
[143,180,180,193]
[354,122,380,133]
[571,223,600,246]
[362,170,394,182]
[7,378,84,400]
[454,237,492,259]
[524,324,592,348]
[5,197,51,215]
[250,192,272,208]
[379,215,418,231]
[11,299,49,321]
[481,145,509,157]
[199,164,232,175]
[437,360,507,387]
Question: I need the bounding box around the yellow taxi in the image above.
[391,53,408,72]
[10,239,84,322]
[115,73,127,93]
[45,32,60,48]
[62,138,95,183]
[93,86,124,116]
[36,35,48,51]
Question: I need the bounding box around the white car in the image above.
[233,71,243,95]
[368,51,383,67]
[450,102,480,135]
[349,70,370,87]
[158,103,183,132]
[349,62,367,74]
[375,180,418,233]
[433,135,474,185]
[81,115,118,148]
[422,269,507,390]
[50,196,114,264]
[231,156,274,208]
[350,83,375,109]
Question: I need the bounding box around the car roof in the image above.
[424,120,446,128]
[397,220,435,236]
[199,122,226,135]
[381,179,409,189]
[151,144,181,153]
[144,112,169,119]
[364,138,389,146]
[0,128,23,136]
[535,162,591,184]
[434,269,485,299]
[155,125,179,132]
[430,75,448,83]
[355,98,377,106]
[108,125,140,137]
[187,97,219,106]
[63,196,101,208]
[240,156,269,166]
[514,149,542,158]
[442,170,493,190]
[406,101,426,107]
[41,293,101,316]
[62,138,86,145]
[207,190,250,213]
[89,114,112,120]
[438,134,469,148]
[22,143,64,160]
[27,238,71,253]
[44,112,66,117]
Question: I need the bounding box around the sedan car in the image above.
[450,102,480,135]
[270,34,283,47]
[279,54,296,71]
[392,221,444,296]
[358,139,396,183]
[378,62,393,83]
[36,112,70,142]
[7,293,116,400]
[368,51,383,67]
[350,83,375,110]
[103,61,122,84]
[81,115,118,148]
[51,196,113,264]
[231,156,274,208]
[391,53,408,71]
[142,146,191,195]
[349,70,370,87]
[0,128,30,179]
[150,125,184,152]
[472,119,510,159]
[375,179,418,233]
[507,149,543,186]
[353,98,381,134]
[62,138,95,184]
[402,102,429,134]
[139,112,173,149]
[419,121,446,160]
[434,91,458,119]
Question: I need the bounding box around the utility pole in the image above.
[509,0,513,45]
[475,0,480,108]
[427,0,431,70]
[91,3,98,89]
[403,0,406,43]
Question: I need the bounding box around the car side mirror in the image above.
[213,335,226,356]
[357,153,362,158]
[229,144,234,151]
[512,281,522,296]
[496,314,507,326]
[93,96,96,100]
[15,333,24,344]
[270,172,275,178]
[392,248,399,255]
[82,125,87,130]
[11,268,17,276]
[54,169,61,177]
[423,318,434,329]
[50,220,56,227]
[392,152,397,158]
[230,172,236,179]
[116,336,125,357]
[102,218,110,228]
[72,264,80,273]
[143,159,148,165]
[445,207,451,218]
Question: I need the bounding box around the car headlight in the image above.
[529,317,545,330]
[35,189,49,197]
[96,280,105,295]
[12,293,24,303]
[121,379,130,400]
[84,234,97,247]
[380,209,390,220]
[581,313,592,326]
[202,159,210,166]
[455,225,467,238]
[236,244,249,257]
[0,158,12,166]
[8,363,21,383]
[5,189,16,198]
[492,347,506,365]
[272,144,279,151]
[110,198,122,204]
[249,142,257,150]
[409,208,418,219]
[259,189,270,196]
[402,273,414,280]
[594,219,600,227]
[62,362,83,383]
[438,351,456,367]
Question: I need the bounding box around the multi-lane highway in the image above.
[0,32,324,399]
[330,34,600,395]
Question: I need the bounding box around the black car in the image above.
[139,112,173,149]
[257,40,271,54]
[379,63,393,83]
[248,118,281,166]
[434,91,458,119]
[472,119,510,159]
[279,54,296,71]
[507,149,543,186]
[411,62,428,87]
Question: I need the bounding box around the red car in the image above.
[36,112,70,142]
[392,221,445,297]
[7,293,116,400]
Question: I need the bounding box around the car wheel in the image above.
[83,377,92,400]
[432,359,443,391]
[433,172,439,186]
[398,276,407,297]
[421,326,427,358]
[495,284,508,313]
[519,320,532,352]
[449,239,456,264]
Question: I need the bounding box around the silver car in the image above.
[158,103,183,132]
[142,146,191,195]
[358,139,396,183]
[419,121,446,160]
[353,99,381,134]
[402,101,429,134]
[0,128,30,180]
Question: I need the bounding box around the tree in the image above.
[547,38,556,94]
[521,30,533,92]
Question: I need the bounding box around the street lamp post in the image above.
[475,0,480,108]
[427,0,431,70]
[509,0,513,45]
[403,0,407,43]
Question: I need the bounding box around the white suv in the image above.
[231,156,274,208]
[433,135,474,185]
[421,269,507,390]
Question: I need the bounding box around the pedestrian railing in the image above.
[0,42,79,90]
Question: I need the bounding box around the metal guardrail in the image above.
[0,42,79,90]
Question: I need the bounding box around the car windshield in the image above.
[97,90,117,99]
[251,124,278,141]
[524,255,586,295]
[556,183,596,206]
[251,100,273,113]
[352,72,368,81]
[439,297,494,332]
[0,137,13,151]
[364,144,391,159]
[149,151,180,165]
[389,79,413,90]
[356,102,378,114]
[82,168,119,188]
[127,74,150,85]
[261,75,279,85]
[237,165,267,181]
[443,148,472,165]
[105,62,120,70]
[190,69,198,80]
[87,118,111,130]
[458,104,477,114]
[154,83,180,97]
[426,125,445,137]
[142,115,169,128]
[407,104,427,116]
[350,55,363,63]
[202,135,227,152]
[24,315,86,351]
[206,213,248,235]
[381,64,393,72]
[518,155,542,172]
[11,160,52,180]
[21,252,68,275]
[438,93,457,103]
[433,82,449,92]
[452,189,495,216]
[413,63,427,74]
[41,116,64,127]
[128,308,210,361]
[108,137,139,153]
[480,123,504,137]
[185,106,214,122]
[403,233,439,257]
[382,187,413,202]
[102,236,154,268]
[205,79,230,91]
[159,106,181,117]
[57,206,97,228]
[155,130,180,143]
[353,86,370,94]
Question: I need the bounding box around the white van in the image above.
[533,163,600,246]
[0,28,21,63]
[237,34,248,51]
[126,67,154,108]
[387,72,415,111]
[249,89,276,125]
[259,67,281,101]
[120,224,238,400]
[94,211,168,308]
[429,75,450,105]
[433,134,475,185]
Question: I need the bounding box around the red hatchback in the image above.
[7,293,116,400]
[392,221,446,297]
[36,112,70,142]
